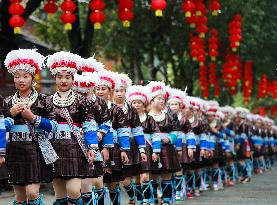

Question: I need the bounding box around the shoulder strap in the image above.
[60,107,89,161]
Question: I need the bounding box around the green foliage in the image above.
[33,9,70,51]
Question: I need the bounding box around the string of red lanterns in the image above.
[243,60,253,104]
[60,0,77,30]
[214,77,221,97]
[222,54,242,96]
[258,74,268,99]
[118,0,134,28]
[8,0,26,34]
[208,29,218,87]
[229,14,242,52]
[89,0,105,30]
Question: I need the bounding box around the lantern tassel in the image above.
[94,23,102,30]
[185,11,191,18]
[155,10,163,17]
[190,23,196,28]
[212,10,218,16]
[199,32,205,38]
[64,23,72,30]
[196,11,202,16]
[14,27,21,34]
[123,21,130,28]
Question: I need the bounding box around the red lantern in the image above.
[196,25,208,38]
[60,12,76,24]
[60,0,76,30]
[186,15,197,28]
[8,3,24,15]
[44,0,58,14]
[182,0,195,18]
[9,15,25,33]
[151,0,167,17]
[8,0,25,33]
[118,0,133,10]
[89,0,105,29]
[118,9,134,27]
[195,1,206,16]
[209,0,220,16]
[90,11,105,29]
[61,0,76,12]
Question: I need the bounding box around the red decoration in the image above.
[208,28,218,61]
[151,0,167,17]
[259,107,266,117]
[118,0,134,27]
[243,60,253,104]
[44,0,58,14]
[271,106,277,117]
[186,15,197,28]
[195,6,208,38]
[200,65,209,99]
[182,0,195,18]
[195,1,206,16]
[229,14,242,52]
[209,0,220,16]
[60,0,77,30]
[209,63,217,86]
[222,54,242,95]
[89,0,105,29]
[258,74,268,99]
[8,0,25,33]
[214,77,220,97]
[8,3,24,15]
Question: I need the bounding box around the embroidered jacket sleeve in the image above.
[168,111,180,144]
[147,115,161,153]
[177,117,188,151]
[199,120,209,150]
[79,95,98,148]
[93,97,113,148]
[130,106,145,148]
[35,94,58,134]
[3,97,14,132]
[0,96,7,156]
[115,106,130,150]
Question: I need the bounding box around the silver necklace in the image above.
[53,91,76,107]
[107,101,112,109]
[122,102,129,114]
[149,110,165,122]
[177,111,183,121]
[12,89,38,107]
[139,113,147,123]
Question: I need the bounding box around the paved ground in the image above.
[1,169,277,205]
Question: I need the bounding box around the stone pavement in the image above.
[1,169,277,205]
